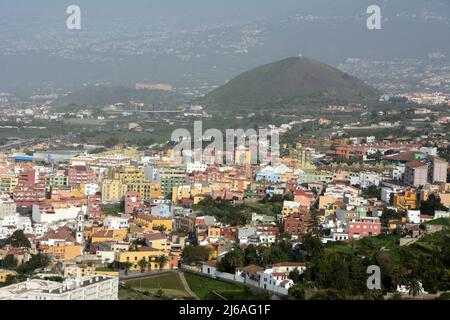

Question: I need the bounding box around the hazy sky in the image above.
[0,1,449,93]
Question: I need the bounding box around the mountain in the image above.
[201,57,380,111]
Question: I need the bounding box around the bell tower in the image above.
[76,209,85,245]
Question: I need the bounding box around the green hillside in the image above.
[201,57,379,111]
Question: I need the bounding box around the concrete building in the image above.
[0,276,119,300]
[0,194,17,218]
[347,216,381,239]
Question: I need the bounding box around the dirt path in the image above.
[178,272,199,300]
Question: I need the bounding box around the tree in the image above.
[363,185,381,199]
[243,245,258,266]
[289,268,303,284]
[288,283,305,300]
[0,254,17,269]
[137,258,148,273]
[302,234,323,260]
[181,246,212,264]
[218,247,245,273]
[420,194,447,215]
[17,253,50,274]
[7,230,31,248]
[407,278,422,297]
[121,261,132,275]
[380,208,402,227]
[156,255,169,270]
[104,136,119,148]
[389,266,407,289]
[153,225,167,233]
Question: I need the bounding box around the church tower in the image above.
[76,209,85,245]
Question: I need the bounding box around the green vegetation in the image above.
[53,86,184,108]
[201,57,379,111]
[118,283,160,300]
[0,230,31,248]
[102,204,123,216]
[218,239,300,273]
[420,194,448,215]
[124,273,191,299]
[288,231,450,299]
[193,195,283,226]
[181,245,213,264]
[184,273,269,300]
[425,218,450,226]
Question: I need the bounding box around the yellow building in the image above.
[126,180,153,200]
[393,191,419,211]
[63,263,96,278]
[193,194,207,205]
[111,166,158,200]
[113,166,147,184]
[90,229,127,243]
[172,184,212,203]
[0,174,17,195]
[115,248,170,271]
[42,244,83,261]
[101,179,127,202]
[319,196,335,210]
[150,182,162,199]
[207,225,221,238]
[134,214,173,232]
[145,233,171,251]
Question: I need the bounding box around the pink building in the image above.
[294,190,315,209]
[87,194,101,220]
[67,166,94,186]
[125,192,143,215]
[347,216,381,239]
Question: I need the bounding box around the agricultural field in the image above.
[122,273,191,299]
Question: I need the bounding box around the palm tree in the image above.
[137,258,148,273]
[156,255,169,270]
[122,261,132,275]
[407,278,422,297]
[390,267,406,288]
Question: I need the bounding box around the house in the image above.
[407,210,421,224]
[63,263,96,278]
[143,232,171,251]
[347,216,381,239]
[258,262,306,295]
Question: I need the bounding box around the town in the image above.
[0,106,449,300]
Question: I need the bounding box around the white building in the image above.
[0,276,119,300]
[0,214,33,239]
[259,263,306,295]
[352,172,381,188]
[434,211,450,219]
[103,216,129,230]
[84,183,100,196]
[407,210,421,224]
[381,186,403,203]
[0,195,17,218]
[186,162,207,174]
[32,205,87,224]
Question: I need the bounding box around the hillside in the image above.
[52,86,186,109]
[201,57,380,111]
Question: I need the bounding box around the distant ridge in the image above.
[201,57,379,111]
